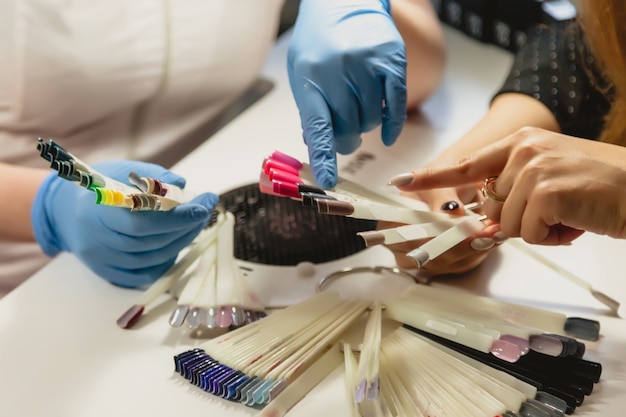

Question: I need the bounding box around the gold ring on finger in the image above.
[481,176,507,204]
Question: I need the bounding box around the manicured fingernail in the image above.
[470,237,495,251]
[440,201,460,211]
[493,231,507,244]
[387,173,414,186]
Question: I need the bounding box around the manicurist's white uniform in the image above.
[0,0,285,295]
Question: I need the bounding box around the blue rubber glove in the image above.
[288,0,407,189]
[31,160,218,288]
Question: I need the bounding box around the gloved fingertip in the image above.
[335,135,363,155]
[188,205,211,222]
[190,192,220,211]
[159,171,187,189]
[381,120,404,147]
[313,164,338,189]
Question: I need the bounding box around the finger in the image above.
[127,162,187,189]
[332,98,363,155]
[381,70,407,146]
[92,223,200,253]
[99,192,217,236]
[522,196,584,245]
[88,222,206,273]
[350,72,385,134]
[408,237,491,276]
[391,138,518,190]
[157,170,186,189]
[296,87,340,189]
[488,172,526,237]
[95,259,178,288]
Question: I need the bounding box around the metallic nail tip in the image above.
[169,305,190,327]
[316,199,354,216]
[357,231,385,247]
[186,308,203,329]
[116,304,144,329]
[406,248,430,268]
[353,380,367,403]
[366,378,380,400]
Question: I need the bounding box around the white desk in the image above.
[1,28,625,417]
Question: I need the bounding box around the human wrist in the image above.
[31,172,63,257]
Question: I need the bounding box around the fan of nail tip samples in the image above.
[172,286,602,417]
[37,137,193,211]
[220,182,377,265]
[117,182,378,330]
[117,209,268,330]
[259,150,487,269]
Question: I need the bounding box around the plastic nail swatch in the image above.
[173,285,602,417]
[258,150,485,269]
[117,210,265,329]
[37,137,193,211]
[258,150,623,314]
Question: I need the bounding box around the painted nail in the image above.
[386,173,414,186]
[440,201,460,211]
[316,199,355,216]
[268,168,302,185]
[273,180,300,199]
[499,334,530,355]
[263,158,299,176]
[493,231,508,244]
[470,237,496,251]
[563,317,600,341]
[529,334,564,357]
[216,306,233,328]
[270,150,303,170]
[489,339,521,363]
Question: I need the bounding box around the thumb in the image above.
[185,192,219,219]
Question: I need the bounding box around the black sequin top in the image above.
[495,21,613,140]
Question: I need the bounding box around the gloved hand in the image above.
[31,160,218,288]
[288,0,407,189]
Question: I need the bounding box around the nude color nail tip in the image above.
[470,237,496,251]
[500,334,530,355]
[529,334,564,357]
[490,339,522,363]
[386,173,415,186]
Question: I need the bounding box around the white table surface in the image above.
[1,28,625,417]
